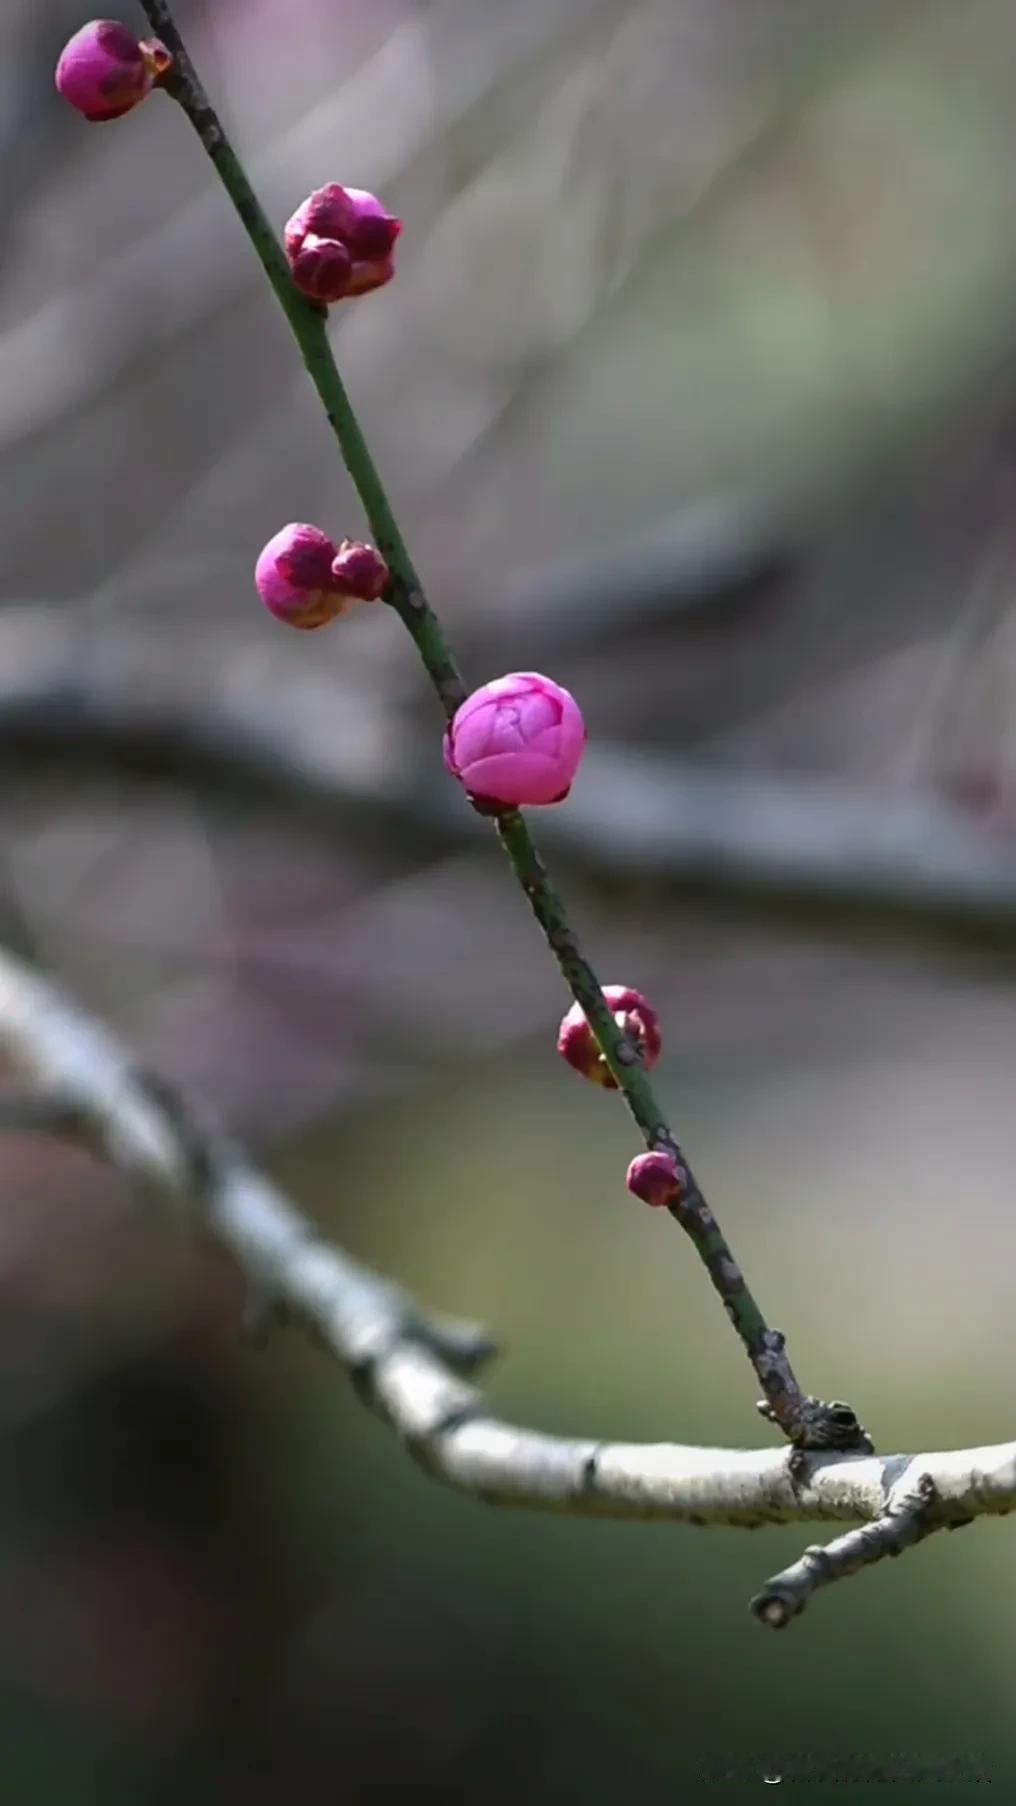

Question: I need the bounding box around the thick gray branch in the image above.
[0,944,1011,1625]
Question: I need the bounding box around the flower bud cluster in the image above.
[284,185,401,304]
[255,524,388,630]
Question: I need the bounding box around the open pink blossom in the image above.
[55,20,170,122]
[557,985,662,1089]
[442,672,585,807]
[284,183,401,304]
[626,1150,681,1208]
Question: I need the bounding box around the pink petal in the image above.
[458,751,569,807]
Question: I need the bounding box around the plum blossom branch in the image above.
[126,0,869,1453]
[0,942,1009,1627]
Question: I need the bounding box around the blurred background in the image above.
[1,0,1016,1795]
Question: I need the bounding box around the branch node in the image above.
[758,1394,873,1454]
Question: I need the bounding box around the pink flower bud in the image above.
[255,525,387,628]
[626,1150,681,1209]
[255,522,342,631]
[284,184,400,304]
[557,985,662,1089]
[284,185,401,263]
[442,672,585,808]
[55,20,170,122]
[330,540,389,602]
[288,235,353,305]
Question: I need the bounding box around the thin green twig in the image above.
[136,0,869,1453]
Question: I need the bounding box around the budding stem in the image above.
[138,0,869,1452]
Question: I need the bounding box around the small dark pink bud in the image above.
[289,234,353,304]
[626,1151,681,1209]
[557,985,662,1089]
[330,540,389,602]
[284,184,400,305]
[255,522,342,630]
[55,20,170,122]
